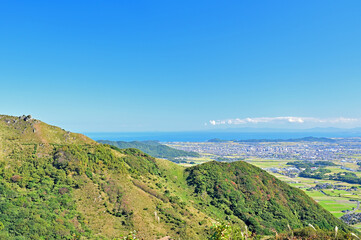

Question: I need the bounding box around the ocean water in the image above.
[83,131,361,142]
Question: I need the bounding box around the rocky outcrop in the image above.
[19,115,32,121]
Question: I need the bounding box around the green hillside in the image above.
[187,161,346,234]
[98,140,199,160]
[0,115,357,239]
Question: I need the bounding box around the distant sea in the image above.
[83,131,361,142]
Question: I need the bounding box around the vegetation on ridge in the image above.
[98,140,200,160]
[0,115,358,239]
[186,161,351,235]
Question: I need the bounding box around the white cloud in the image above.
[209,117,360,126]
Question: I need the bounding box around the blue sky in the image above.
[1,1,361,132]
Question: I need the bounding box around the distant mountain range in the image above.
[208,136,339,143]
[206,127,361,133]
[97,140,200,159]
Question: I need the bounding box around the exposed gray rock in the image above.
[19,115,32,122]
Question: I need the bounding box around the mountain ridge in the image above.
[0,114,357,239]
[98,140,199,159]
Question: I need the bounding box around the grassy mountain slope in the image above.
[186,161,347,234]
[98,140,199,159]
[0,115,94,145]
[0,115,356,239]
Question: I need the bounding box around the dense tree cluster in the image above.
[186,161,350,235]
[99,140,200,159]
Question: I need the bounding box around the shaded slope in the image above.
[99,140,199,159]
[186,161,352,234]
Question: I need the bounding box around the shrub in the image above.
[58,187,69,195]
[11,175,22,182]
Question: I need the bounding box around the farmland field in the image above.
[166,140,361,229]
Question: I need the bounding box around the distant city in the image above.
[166,138,361,162]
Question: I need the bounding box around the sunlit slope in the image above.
[0,115,355,239]
[0,114,94,145]
[0,115,215,239]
